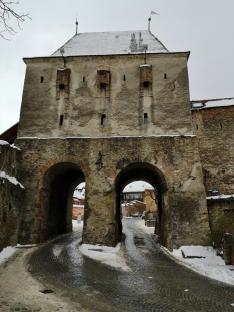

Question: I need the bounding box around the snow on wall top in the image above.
[52,30,168,57]
[191,98,234,110]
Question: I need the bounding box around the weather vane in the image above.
[148,10,159,32]
[75,17,79,35]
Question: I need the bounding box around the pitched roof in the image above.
[0,122,18,144]
[52,30,168,57]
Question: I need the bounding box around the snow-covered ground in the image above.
[79,242,131,272]
[133,218,155,234]
[165,245,234,286]
[0,246,17,265]
[72,219,83,231]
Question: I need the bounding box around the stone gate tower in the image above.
[1,29,211,250]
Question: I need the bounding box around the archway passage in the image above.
[42,162,85,240]
[72,182,85,232]
[115,162,168,245]
[121,181,158,225]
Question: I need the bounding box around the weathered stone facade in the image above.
[192,106,234,194]
[0,143,24,250]
[2,30,233,251]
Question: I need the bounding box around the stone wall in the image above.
[15,136,210,250]
[207,198,234,247]
[192,106,234,194]
[18,52,192,138]
[0,142,24,250]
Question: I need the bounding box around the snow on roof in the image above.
[123,181,153,193]
[0,140,9,145]
[73,182,85,199]
[52,30,168,57]
[191,98,234,110]
[207,194,234,200]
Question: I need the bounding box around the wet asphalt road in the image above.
[29,218,234,312]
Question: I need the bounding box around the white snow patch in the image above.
[0,246,17,264]
[140,64,152,67]
[72,220,83,231]
[207,194,234,200]
[0,140,9,146]
[79,243,131,271]
[192,98,234,110]
[52,245,63,258]
[0,171,24,189]
[168,245,234,286]
[134,219,155,234]
[16,244,37,248]
[10,144,21,151]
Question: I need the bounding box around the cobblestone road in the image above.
[29,218,234,312]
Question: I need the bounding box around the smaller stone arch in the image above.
[115,162,171,247]
[41,162,85,240]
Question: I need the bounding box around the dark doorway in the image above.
[42,162,85,240]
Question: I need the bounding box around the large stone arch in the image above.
[114,162,171,247]
[41,162,85,240]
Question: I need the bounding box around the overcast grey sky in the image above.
[1,0,234,133]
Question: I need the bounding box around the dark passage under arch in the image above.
[115,162,168,245]
[42,162,85,240]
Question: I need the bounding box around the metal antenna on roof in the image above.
[75,18,79,35]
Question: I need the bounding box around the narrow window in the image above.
[56,68,71,99]
[164,73,167,79]
[101,114,106,126]
[59,83,65,90]
[143,81,150,89]
[219,122,223,129]
[59,114,64,126]
[144,113,148,124]
[100,83,107,91]
[196,124,199,130]
[83,76,85,83]
[140,65,152,94]
[123,75,126,81]
[40,76,44,83]
[97,70,111,94]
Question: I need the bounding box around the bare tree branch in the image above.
[0,0,30,39]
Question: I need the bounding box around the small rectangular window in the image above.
[144,113,148,124]
[40,76,44,83]
[59,114,64,126]
[101,114,106,126]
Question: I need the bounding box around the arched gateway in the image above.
[0,28,213,251]
[115,162,169,245]
[41,162,85,240]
